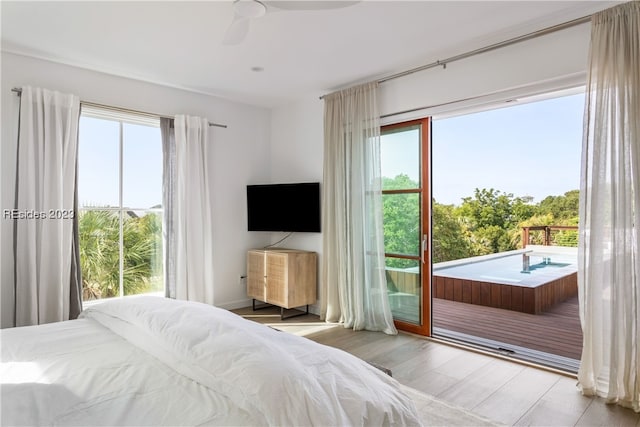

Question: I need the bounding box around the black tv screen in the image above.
[247,182,321,232]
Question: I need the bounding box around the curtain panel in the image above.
[160,118,177,299]
[161,115,215,305]
[322,82,397,335]
[13,86,83,326]
[578,1,640,412]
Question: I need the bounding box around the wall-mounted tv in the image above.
[247,182,321,232]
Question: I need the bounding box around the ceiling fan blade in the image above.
[223,16,251,45]
[266,1,359,11]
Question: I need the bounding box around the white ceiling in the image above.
[1,1,620,108]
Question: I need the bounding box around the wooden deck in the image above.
[432,295,582,360]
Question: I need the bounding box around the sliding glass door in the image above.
[381,118,431,335]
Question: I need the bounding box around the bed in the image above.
[1,296,422,426]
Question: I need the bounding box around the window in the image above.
[78,107,163,301]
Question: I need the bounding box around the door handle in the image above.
[421,234,428,264]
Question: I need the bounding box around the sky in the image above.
[382,93,585,205]
[78,117,163,210]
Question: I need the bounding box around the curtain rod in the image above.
[319,14,592,100]
[11,87,227,128]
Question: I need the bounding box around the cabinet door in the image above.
[288,253,317,307]
[265,253,288,307]
[247,251,266,301]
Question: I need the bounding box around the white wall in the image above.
[379,23,590,122]
[268,22,592,315]
[1,52,271,327]
[268,98,324,314]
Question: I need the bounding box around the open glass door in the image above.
[381,118,431,335]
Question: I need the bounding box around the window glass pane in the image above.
[79,210,121,300]
[386,258,420,324]
[381,126,420,190]
[383,193,420,256]
[123,211,164,296]
[123,123,162,209]
[78,117,119,208]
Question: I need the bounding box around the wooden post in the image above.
[522,227,529,248]
[545,226,551,246]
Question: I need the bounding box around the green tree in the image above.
[79,210,118,299]
[382,174,419,268]
[432,201,472,263]
[79,210,162,300]
[456,188,536,254]
[537,190,579,220]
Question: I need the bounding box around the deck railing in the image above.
[385,268,419,295]
[521,225,578,247]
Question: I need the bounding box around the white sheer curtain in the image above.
[578,2,639,413]
[322,82,397,335]
[162,115,215,305]
[13,86,83,326]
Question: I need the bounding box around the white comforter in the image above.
[1,296,421,426]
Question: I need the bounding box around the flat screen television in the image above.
[247,182,321,232]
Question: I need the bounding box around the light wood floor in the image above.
[233,306,640,427]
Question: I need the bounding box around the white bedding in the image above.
[1,296,421,426]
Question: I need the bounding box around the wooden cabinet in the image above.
[247,249,317,315]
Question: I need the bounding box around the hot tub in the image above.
[432,246,578,314]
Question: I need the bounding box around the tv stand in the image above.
[247,248,317,320]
